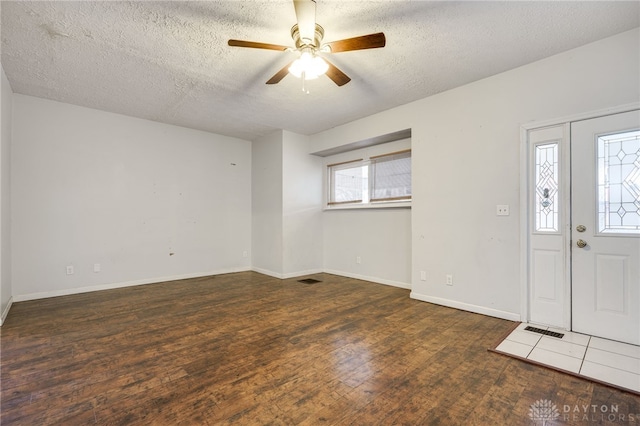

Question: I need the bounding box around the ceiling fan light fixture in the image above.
[228,0,386,87]
[288,50,328,80]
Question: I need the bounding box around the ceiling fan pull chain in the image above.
[301,71,310,94]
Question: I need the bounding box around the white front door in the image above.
[571,110,640,345]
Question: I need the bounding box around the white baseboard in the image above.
[251,268,324,279]
[251,267,284,279]
[0,296,13,326]
[324,269,411,290]
[409,291,521,322]
[7,269,520,325]
[8,268,521,326]
[13,267,251,302]
[12,266,401,303]
[252,267,411,289]
[282,269,324,279]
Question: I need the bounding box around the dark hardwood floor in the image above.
[1,272,638,425]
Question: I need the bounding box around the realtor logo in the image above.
[529,399,560,424]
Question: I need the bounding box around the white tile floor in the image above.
[495,323,640,394]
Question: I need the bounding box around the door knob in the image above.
[576,239,588,248]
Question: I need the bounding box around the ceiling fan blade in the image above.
[228,39,289,51]
[266,62,293,85]
[293,0,316,43]
[325,32,386,53]
[324,59,351,86]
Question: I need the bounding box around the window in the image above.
[370,150,412,202]
[597,130,640,234]
[328,150,411,207]
[534,142,560,233]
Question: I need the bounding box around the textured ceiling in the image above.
[1,1,639,141]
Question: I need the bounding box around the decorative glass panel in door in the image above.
[597,130,640,234]
[534,142,559,233]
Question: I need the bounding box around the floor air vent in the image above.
[524,326,564,339]
[298,278,321,284]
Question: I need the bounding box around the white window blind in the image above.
[370,150,412,202]
[327,149,412,207]
[328,159,366,205]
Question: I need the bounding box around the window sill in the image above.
[324,201,411,211]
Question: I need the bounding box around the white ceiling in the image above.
[1,1,639,141]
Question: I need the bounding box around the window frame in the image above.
[369,149,412,203]
[327,158,366,206]
[326,149,412,209]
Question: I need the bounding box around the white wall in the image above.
[321,138,412,288]
[311,28,640,320]
[282,131,323,277]
[323,208,411,288]
[0,65,13,323]
[252,130,284,276]
[3,28,638,322]
[252,130,323,278]
[12,95,252,300]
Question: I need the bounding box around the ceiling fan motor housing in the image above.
[291,24,325,49]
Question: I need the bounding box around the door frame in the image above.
[519,102,640,329]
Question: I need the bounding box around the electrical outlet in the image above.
[446,274,453,286]
[93,263,101,273]
[242,251,248,258]
[66,265,74,275]
[496,205,510,216]
[356,256,362,264]
[420,271,427,281]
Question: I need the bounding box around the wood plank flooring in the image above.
[1,272,638,425]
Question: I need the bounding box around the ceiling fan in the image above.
[228,0,385,89]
